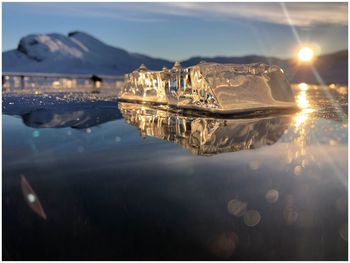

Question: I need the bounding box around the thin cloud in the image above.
[157,2,348,27]
[5,2,348,26]
[5,3,164,23]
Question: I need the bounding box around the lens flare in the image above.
[298,47,314,62]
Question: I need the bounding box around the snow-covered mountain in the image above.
[3,31,348,83]
[3,31,173,75]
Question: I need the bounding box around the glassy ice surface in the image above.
[120,62,296,113]
[2,83,348,260]
[119,102,293,155]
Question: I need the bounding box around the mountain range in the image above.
[3,31,348,84]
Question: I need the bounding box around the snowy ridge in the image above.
[3,31,172,76]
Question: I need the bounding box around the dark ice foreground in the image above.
[2,83,348,260]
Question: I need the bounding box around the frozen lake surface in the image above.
[2,83,348,260]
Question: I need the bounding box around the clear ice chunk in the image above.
[119,62,296,114]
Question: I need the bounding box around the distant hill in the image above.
[3,31,173,75]
[3,31,348,84]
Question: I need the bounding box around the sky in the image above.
[3,2,348,61]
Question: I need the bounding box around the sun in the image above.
[297,47,314,62]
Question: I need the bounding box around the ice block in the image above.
[119,62,296,114]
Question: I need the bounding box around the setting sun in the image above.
[297,47,314,62]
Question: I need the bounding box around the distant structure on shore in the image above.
[2,72,123,92]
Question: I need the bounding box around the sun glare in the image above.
[297,47,314,62]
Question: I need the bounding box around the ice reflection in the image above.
[286,84,319,178]
[118,102,293,155]
[293,83,313,128]
[284,84,348,186]
[2,83,348,260]
[3,98,122,129]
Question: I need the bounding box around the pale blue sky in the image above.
[3,2,348,60]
